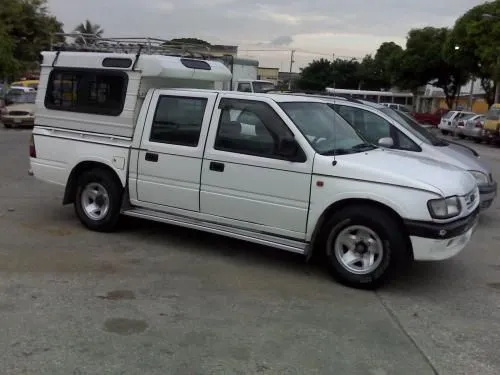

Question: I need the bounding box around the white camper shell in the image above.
[36,36,232,138]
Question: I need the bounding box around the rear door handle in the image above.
[145,152,158,162]
[209,161,224,172]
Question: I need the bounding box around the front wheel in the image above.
[74,168,123,232]
[441,130,448,135]
[322,205,410,289]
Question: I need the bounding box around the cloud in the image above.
[269,36,294,46]
[47,0,486,70]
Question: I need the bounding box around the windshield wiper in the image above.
[351,143,376,151]
[321,148,354,156]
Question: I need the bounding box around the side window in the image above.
[237,83,252,92]
[45,69,128,116]
[150,95,208,147]
[335,106,419,151]
[214,98,299,160]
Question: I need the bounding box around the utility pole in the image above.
[288,49,295,90]
[468,77,475,111]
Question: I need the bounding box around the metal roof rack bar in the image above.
[50,33,214,59]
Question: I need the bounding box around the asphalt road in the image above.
[0,127,499,375]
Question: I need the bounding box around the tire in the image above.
[74,168,123,232]
[473,138,482,144]
[3,123,12,128]
[321,205,410,289]
[458,134,465,139]
[441,130,448,135]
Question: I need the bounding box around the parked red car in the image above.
[412,108,449,126]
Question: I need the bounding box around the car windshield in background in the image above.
[442,111,454,119]
[252,82,276,93]
[382,107,447,146]
[8,92,36,104]
[486,107,500,120]
[279,101,375,155]
[460,114,477,122]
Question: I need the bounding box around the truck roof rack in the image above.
[270,89,365,104]
[50,33,215,59]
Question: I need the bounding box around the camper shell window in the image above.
[45,68,128,116]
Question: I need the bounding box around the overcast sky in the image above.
[47,0,484,71]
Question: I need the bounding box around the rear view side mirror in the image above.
[378,137,394,148]
[278,136,299,158]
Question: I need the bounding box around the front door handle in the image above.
[145,152,158,162]
[209,161,224,172]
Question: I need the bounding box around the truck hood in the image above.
[313,148,477,197]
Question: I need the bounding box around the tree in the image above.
[0,25,18,79]
[168,38,211,46]
[73,19,103,44]
[296,58,362,91]
[395,27,469,108]
[296,58,334,91]
[330,58,361,89]
[446,0,500,107]
[373,42,404,89]
[357,42,404,90]
[0,0,64,78]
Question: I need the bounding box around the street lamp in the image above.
[482,13,500,103]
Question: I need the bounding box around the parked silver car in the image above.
[325,99,497,210]
[460,114,486,142]
[438,110,475,135]
[454,113,483,138]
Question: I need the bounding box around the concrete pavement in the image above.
[0,127,499,374]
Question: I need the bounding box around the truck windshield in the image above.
[252,81,276,93]
[279,101,376,155]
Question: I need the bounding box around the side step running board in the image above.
[122,208,308,255]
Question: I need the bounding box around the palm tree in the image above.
[73,20,104,45]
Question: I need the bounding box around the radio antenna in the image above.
[331,80,337,166]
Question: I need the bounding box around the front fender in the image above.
[306,176,436,241]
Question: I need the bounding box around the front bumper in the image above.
[404,208,479,261]
[478,181,497,210]
[1,116,34,127]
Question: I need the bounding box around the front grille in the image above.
[8,111,29,116]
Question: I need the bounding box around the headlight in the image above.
[427,196,461,219]
[468,170,488,185]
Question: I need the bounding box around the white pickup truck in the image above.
[30,47,480,289]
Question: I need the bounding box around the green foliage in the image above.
[0,0,64,79]
[447,0,500,107]
[296,58,335,91]
[169,38,211,46]
[73,20,103,44]
[296,58,363,91]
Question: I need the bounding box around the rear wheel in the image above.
[473,138,482,144]
[321,205,411,289]
[74,168,122,232]
[441,130,448,135]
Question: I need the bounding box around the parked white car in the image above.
[29,39,480,289]
[457,114,485,141]
[438,110,475,135]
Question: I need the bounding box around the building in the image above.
[418,78,491,113]
[257,67,279,85]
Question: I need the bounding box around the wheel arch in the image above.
[63,160,124,205]
[308,198,413,261]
